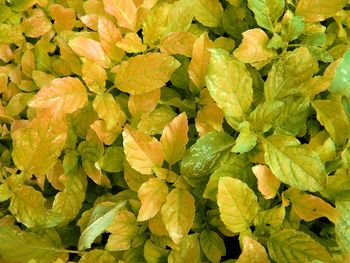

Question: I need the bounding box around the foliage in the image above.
[0,0,350,262]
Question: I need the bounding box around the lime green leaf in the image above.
[180,131,234,187]
[247,0,285,31]
[193,0,223,28]
[206,48,253,129]
[236,236,269,263]
[199,230,226,263]
[161,188,195,244]
[281,11,305,42]
[78,249,116,263]
[231,121,258,154]
[160,112,189,164]
[265,47,318,101]
[330,48,350,97]
[29,77,88,114]
[249,101,284,132]
[296,0,347,22]
[78,201,126,251]
[262,135,327,192]
[114,53,180,95]
[312,99,350,146]
[93,93,126,130]
[0,227,68,263]
[106,209,139,251]
[137,178,168,221]
[267,229,333,263]
[217,177,259,233]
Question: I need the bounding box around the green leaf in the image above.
[330,48,350,97]
[217,177,259,233]
[262,135,327,192]
[161,188,195,244]
[78,249,116,263]
[231,121,258,153]
[168,234,201,263]
[199,230,226,263]
[114,53,180,95]
[265,47,318,101]
[206,48,253,129]
[281,11,305,42]
[267,229,333,263]
[193,0,223,28]
[144,240,169,263]
[78,201,126,251]
[247,0,285,31]
[296,0,347,22]
[0,227,68,263]
[180,131,234,187]
[312,98,350,146]
[99,146,125,173]
[335,201,350,255]
[322,168,350,201]
[5,92,34,117]
[249,100,284,132]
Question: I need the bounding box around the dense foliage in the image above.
[0,0,350,262]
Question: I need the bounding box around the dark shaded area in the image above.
[222,235,241,260]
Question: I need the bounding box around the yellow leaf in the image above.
[193,0,223,28]
[195,103,224,137]
[22,9,52,38]
[160,112,189,164]
[0,44,14,63]
[252,164,281,199]
[122,124,164,174]
[68,36,111,68]
[159,32,197,57]
[189,33,214,89]
[296,0,347,22]
[148,211,168,236]
[116,32,147,53]
[90,120,122,145]
[233,28,276,69]
[128,89,160,117]
[291,193,340,223]
[49,4,76,32]
[93,93,126,130]
[97,16,125,61]
[103,0,137,31]
[11,111,67,177]
[82,59,107,94]
[46,160,66,191]
[137,178,168,221]
[236,236,269,263]
[29,77,88,114]
[123,162,154,192]
[21,50,35,78]
[114,52,180,95]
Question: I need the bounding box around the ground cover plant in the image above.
[0,0,350,262]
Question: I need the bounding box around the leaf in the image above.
[233,28,276,69]
[0,227,68,263]
[206,48,253,129]
[159,32,197,57]
[335,201,350,255]
[249,101,284,133]
[168,234,201,263]
[122,124,164,174]
[161,188,195,244]
[296,0,347,22]
[68,37,111,68]
[195,102,224,137]
[262,135,327,192]
[231,121,258,153]
[114,53,180,95]
[117,33,147,53]
[103,0,137,31]
[160,112,189,164]
[312,99,350,146]
[128,89,160,117]
[11,111,67,177]
[199,230,226,263]
[93,93,126,130]
[247,0,285,31]
[330,48,350,97]
[137,178,168,221]
[29,77,88,114]
[78,201,126,251]
[189,33,214,89]
[99,146,125,173]
[281,11,305,42]
[264,47,318,101]
[82,59,107,94]
[193,0,223,28]
[180,131,234,187]
[217,177,259,233]
[236,236,269,263]
[106,209,139,251]
[267,229,333,263]
[78,249,116,263]
[252,164,280,199]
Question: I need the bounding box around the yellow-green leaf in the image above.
[137,178,168,221]
[159,32,197,57]
[193,0,223,28]
[296,0,347,22]
[236,236,269,263]
[217,177,259,233]
[114,53,180,95]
